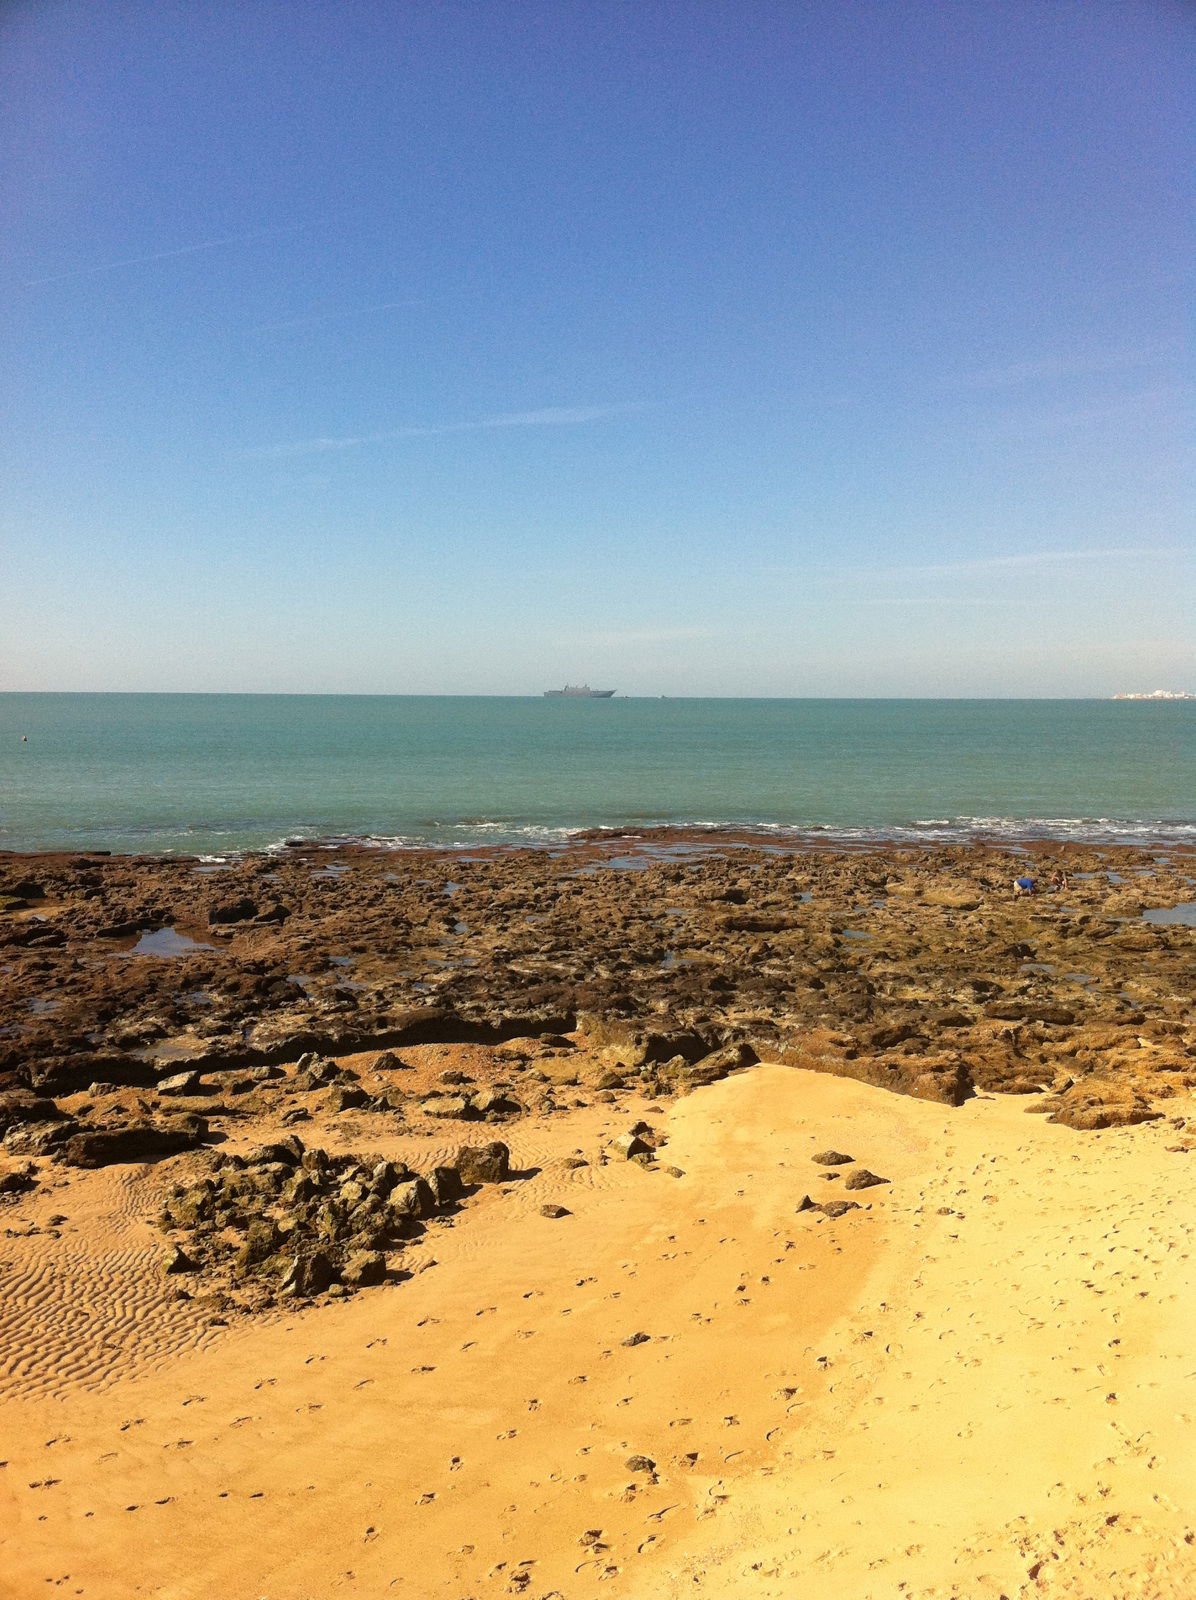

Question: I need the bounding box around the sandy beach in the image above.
[2,836,1194,1596]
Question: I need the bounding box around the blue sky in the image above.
[2,0,1191,695]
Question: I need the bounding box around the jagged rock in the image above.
[341,1250,387,1288]
[470,1089,521,1118]
[817,1200,861,1217]
[162,1244,198,1274]
[576,1011,709,1067]
[454,1141,510,1185]
[621,1331,650,1347]
[373,1051,409,1072]
[278,1250,336,1297]
[326,1085,368,1112]
[795,1193,815,1211]
[427,1165,463,1206]
[610,1132,651,1160]
[812,1150,853,1166]
[844,1168,888,1190]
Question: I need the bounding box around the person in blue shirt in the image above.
[1014,875,1036,895]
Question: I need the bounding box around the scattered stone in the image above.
[844,1169,889,1190]
[817,1200,861,1218]
[626,1455,656,1473]
[539,1203,570,1219]
[621,1331,650,1347]
[611,1132,651,1160]
[373,1051,409,1072]
[156,1071,203,1097]
[326,1085,369,1113]
[811,1150,853,1166]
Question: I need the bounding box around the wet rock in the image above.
[844,1168,889,1190]
[208,897,258,925]
[454,1142,510,1185]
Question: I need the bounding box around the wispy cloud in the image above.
[860,548,1166,579]
[242,403,645,459]
[578,626,717,646]
[945,343,1182,392]
[23,223,309,287]
[854,596,1002,606]
[251,299,419,333]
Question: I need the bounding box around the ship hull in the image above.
[544,687,615,698]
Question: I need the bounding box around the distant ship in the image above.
[543,684,616,698]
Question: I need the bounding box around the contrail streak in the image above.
[23,223,308,287]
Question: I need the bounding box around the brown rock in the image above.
[60,1123,205,1167]
[844,1168,889,1190]
[340,1250,387,1288]
[454,1142,511,1185]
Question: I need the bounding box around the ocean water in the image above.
[0,694,1192,856]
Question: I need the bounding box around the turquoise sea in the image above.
[0,694,1192,856]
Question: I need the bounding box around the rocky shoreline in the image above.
[3,831,1192,1142]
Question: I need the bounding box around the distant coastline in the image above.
[1112,690,1194,701]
